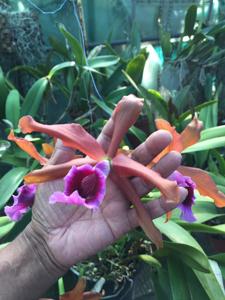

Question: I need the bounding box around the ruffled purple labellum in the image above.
[49,160,110,209]
[169,171,196,222]
[4,184,37,221]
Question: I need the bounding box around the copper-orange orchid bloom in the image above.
[8,95,186,248]
[155,118,225,208]
[60,278,101,300]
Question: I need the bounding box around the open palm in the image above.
[31,122,186,269]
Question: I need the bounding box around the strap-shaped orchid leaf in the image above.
[8,130,48,165]
[178,166,225,208]
[112,153,180,203]
[111,172,163,248]
[24,157,96,184]
[19,116,106,161]
[107,95,143,158]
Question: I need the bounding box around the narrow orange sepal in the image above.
[42,143,54,157]
[112,172,163,248]
[24,157,96,184]
[153,117,203,164]
[19,116,106,161]
[178,166,225,208]
[8,130,48,165]
[60,278,101,300]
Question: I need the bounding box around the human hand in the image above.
[28,118,187,272]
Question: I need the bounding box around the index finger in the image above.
[48,139,75,165]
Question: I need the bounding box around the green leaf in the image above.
[168,258,191,300]
[199,100,218,128]
[5,89,20,128]
[130,126,147,142]
[178,223,225,235]
[179,100,217,121]
[49,36,70,59]
[88,55,120,68]
[59,24,85,66]
[125,54,145,83]
[0,216,12,227]
[159,26,172,58]
[93,97,113,116]
[0,223,15,239]
[139,254,161,268]
[201,125,225,141]
[173,85,192,114]
[184,265,210,300]
[154,217,203,252]
[48,61,76,79]
[210,254,225,265]
[21,77,49,117]
[1,212,31,244]
[0,167,28,209]
[139,87,168,119]
[106,86,134,103]
[156,242,210,273]
[183,136,225,153]
[194,267,225,300]
[122,69,141,93]
[184,5,197,36]
[0,67,10,119]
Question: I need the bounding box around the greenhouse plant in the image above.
[1,1,225,300]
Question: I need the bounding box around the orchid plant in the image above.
[5,95,225,250]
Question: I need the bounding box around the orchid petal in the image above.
[112,153,180,202]
[19,116,106,161]
[107,95,143,158]
[95,160,110,177]
[42,143,54,157]
[111,172,163,248]
[154,117,203,164]
[8,130,47,165]
[155,119,182,151]
[49,161,109,209]
[4,184,36,221]
[178,166,225,208]
[24,157,96,184]
[180,116,203,150]
[169,171,196,222]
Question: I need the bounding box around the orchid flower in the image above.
[49,161,110,209]
[7,95,185,248]
[154,118,225,211]
[4,184,36,221]
[59,277,101,300]
[169,171,196,222]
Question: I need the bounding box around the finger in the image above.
[128,187,188,229]
[132,151,182,196]
[97,117,114,153]
[48,139,75,165]
[131,130,172,164]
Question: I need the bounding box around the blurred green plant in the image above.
[0,9,225,299]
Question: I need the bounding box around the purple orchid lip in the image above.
[4,184,37,221]
[49,160,110,209]
[169,171,196,222]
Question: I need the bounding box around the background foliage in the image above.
[1,2,225,300]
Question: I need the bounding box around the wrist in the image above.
[0,223,68,300]
[23,222,68,279]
